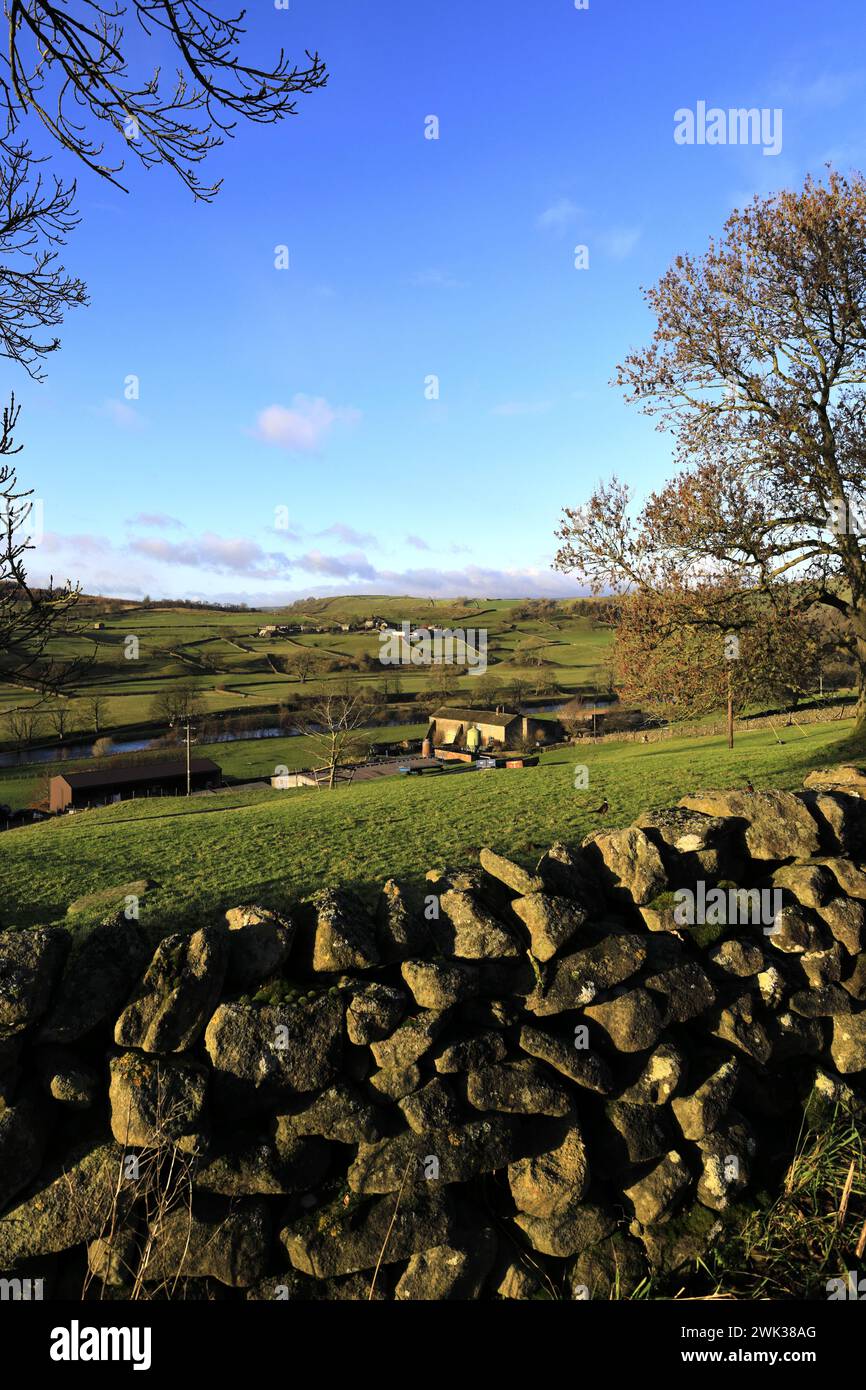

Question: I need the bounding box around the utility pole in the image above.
[170,715,195,795]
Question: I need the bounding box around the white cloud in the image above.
[318,522,378,546]
[33,532,592,602]
[252,395,361,453]
[41,531,113,558]
[98,400,144,431]
[127,512,185,530]
[295,549,377,580]
[772,67,866,111]
[536,198,581,233]
[599,226,642,260]
[130,532,291,578]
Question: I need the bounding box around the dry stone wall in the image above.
[2,765,866,1300]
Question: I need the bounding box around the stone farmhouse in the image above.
[425,706,549,756]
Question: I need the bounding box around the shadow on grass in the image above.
[824,725,866,763]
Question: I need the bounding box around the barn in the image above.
[49,758,223,813]
[426,706,548,755]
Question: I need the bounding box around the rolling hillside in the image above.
[0,596,615,744]
[1,715,856,938]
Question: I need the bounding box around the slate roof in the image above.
[54,758,222,790]
[431,707,520,727]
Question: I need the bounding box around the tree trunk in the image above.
[727,675,734,751]
[328,731,338,789]
[853,610,866,735]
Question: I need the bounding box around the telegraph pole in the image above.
[171,715,195,796]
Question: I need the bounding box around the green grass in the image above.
[0,723,429,811]
[703,1101,866,1300]
[0,597,615,743]
[1,714,857,938]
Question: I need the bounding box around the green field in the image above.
[1,715,856,938]
[0,723,429,811]
[0,597,614,747]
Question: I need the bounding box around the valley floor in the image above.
[0,715,859,938]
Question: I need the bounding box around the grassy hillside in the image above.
[1,715,856,938]
[0,597,614,744]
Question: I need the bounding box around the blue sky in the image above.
[14,0,866,602]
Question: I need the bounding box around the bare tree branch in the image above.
[0,394,90,694]
[2,0,328,199]
[0,138,87,377]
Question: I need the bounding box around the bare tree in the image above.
[47,701,73,740]
[516,639,547,669]
[298,691,370,789]
[0,3,327,376]
[7,703,37,745]
[287,648,318,684]
[2,1,327,199]
[558,695,586,742]
[423,666,456,707]
[86,694,108,734]
[0,7,329,692]
[0,141,87,378]
[0,397,86,693]
[469,671,499,707]
[151,683,202,727]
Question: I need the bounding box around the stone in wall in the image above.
[0,764,865,1300]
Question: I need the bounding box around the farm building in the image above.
[426,706,549,754]
[257,623,302,637]
[49,758,223,813]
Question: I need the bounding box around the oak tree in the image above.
[555,170,866,729]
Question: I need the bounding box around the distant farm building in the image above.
[426,707,549,756]
[257,623,303,637]
[272,756,442,790]
[49,758,222,813]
